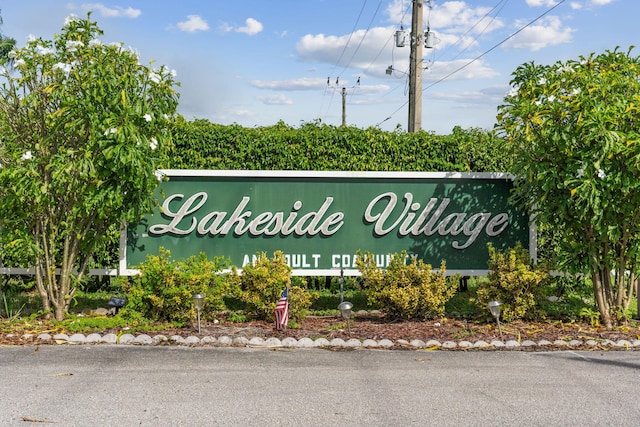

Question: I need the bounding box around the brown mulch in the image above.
[2,312,638,348]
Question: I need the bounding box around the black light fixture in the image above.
[107,297,126,314]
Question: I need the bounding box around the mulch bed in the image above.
[183,314,639,344]
[1,313,638,348]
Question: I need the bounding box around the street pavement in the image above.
[0,345,639,426]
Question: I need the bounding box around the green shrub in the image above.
[474,243,549,322]
[356,251,458,320]
[115,248,231,323]
[229,251,316,325]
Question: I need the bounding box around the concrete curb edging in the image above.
[18,333,640,350]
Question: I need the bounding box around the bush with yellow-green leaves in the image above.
[474,243,549,322]
[356,251,457,320]
[229,251,316,326]
[116,248,231,323]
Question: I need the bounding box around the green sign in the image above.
[123,170,532,276]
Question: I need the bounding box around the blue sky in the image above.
[0,0,631,134]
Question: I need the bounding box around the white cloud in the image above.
[568,0,614,9]
[294,18,499,85]
[251,77,327,91]
[525,0,559,6]
[176,15,209,33]
[385,1,504,35]
[352,84,390,95]
[296,26,396,70]
[220,18,264,36]
[79,3,141,18]
[256,94,293,105]
[427,59,499,82]
[431,85,511,106]
[297,32,355,64]
[382,0,504,61]
[502,16,574,51]
[433,32,479,51]
[431,1,505,34]
[383,0,406,24]
[237,18,263,35]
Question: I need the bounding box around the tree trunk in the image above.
[637,277,640,319]
[623,269,636,312]
[34,257,51,316]
[592,268,612,329]
[54,296,65,321]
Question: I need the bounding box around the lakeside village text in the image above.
[147,191,511,269]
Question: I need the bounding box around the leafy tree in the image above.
[0,14,179,320]
[0,11,16,64]
[496,47,640,328]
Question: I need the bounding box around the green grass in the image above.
[59,315,132,333]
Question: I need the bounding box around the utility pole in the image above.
[408,0,423,133]
[341,87,346,126]
[327,77,360,127]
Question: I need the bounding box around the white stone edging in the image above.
[18,333,640,350]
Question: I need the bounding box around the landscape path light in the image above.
[488,300,503,341]
[192,293,205,334]
[107,296,126,315]
[338,301,353,336]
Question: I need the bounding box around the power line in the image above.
[362,0,412,72]
[376,0,567,128]
[321,0,369,123]
[322,0,383,123]
[449,0,510,62]
[436,0,511,63]
[329,0,368,76]
[423,0,565,92]
[325,77,362,126]
[320,0,368,121]
[338,0,384,78]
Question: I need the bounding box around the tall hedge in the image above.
[163,119,511,173]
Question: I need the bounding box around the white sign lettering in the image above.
[147,191,510,250]
[149,192,344,237]
[363,192,509,249]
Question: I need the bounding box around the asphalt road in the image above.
[1,345,639,426]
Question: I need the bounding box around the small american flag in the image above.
[274,288,289,330]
